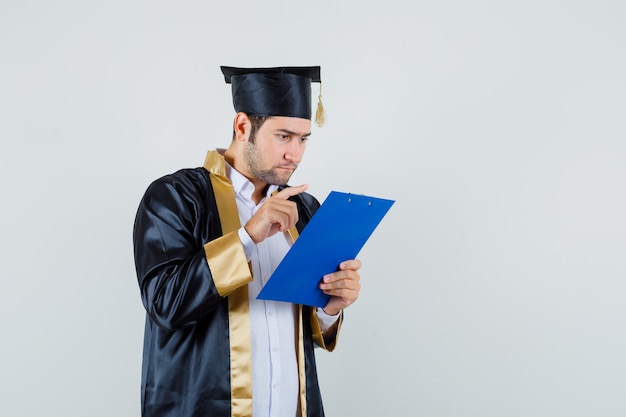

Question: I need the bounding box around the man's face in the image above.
[244,116,311,186]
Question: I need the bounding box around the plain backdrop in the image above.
[1,1,625,416]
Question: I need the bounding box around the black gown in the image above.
[133,150,341,417]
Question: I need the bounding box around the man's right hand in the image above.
[244,184,309,244]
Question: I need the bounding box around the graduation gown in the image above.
[133,150,341,417]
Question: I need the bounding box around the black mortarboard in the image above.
[220,66,325,126]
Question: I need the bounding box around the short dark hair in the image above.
[232,115,271,143]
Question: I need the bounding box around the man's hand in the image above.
[320,259,362,316]
[244,184,308,244]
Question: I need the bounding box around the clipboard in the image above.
[256,191,395,307]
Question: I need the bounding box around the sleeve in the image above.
[133,174,251,330]
[310,308,343,352]
[315,307,341,332]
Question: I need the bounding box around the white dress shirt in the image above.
[225,162,337,417]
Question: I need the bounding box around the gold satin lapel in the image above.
[286,227,308,416]
[297,305,307,417]
[205,151,253,417]
[228,285,253,416]
[287,226,299,243]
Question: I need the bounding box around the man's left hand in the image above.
[320,259,362,316]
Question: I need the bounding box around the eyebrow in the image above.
[275,129,311,138]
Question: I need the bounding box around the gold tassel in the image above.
[315,83,325,127]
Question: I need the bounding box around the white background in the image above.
[1,1,625,416]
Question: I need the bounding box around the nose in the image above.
[285,141,304,164]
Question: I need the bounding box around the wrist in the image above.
[322,307,341,317]
[243,224,259,244]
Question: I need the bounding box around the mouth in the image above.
[276,165,297,172]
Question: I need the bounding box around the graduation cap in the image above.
[220,66,325,127]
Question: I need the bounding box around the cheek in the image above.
[258,145,281,166]
[269,143,289,159]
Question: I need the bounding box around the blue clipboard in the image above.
[256,191,395,307]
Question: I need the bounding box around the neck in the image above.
[251,183,269,205]
[224,148,269,205]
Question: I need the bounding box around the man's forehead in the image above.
[264,117,311,135]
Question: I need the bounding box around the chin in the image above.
[272,174,293,187]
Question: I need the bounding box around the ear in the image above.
[233,112,251,142]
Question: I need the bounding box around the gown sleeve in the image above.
[133,171,251,330]
[310,308,343,351]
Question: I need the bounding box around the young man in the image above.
[133,66,362,417]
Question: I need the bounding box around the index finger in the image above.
[339,259,362,271]
[274,184,309,200]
